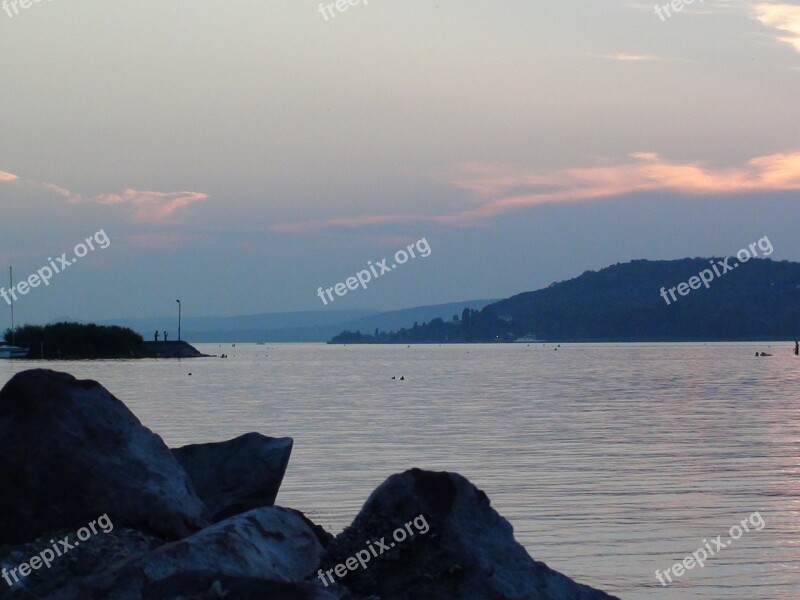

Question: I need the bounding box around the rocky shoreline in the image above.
[141,341,213,359]
[0,369,620,600]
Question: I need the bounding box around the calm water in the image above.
[2,343,798,599]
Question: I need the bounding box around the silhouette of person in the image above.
[795,341,798,356]
[164,331,169,343]
[154,330,160,342]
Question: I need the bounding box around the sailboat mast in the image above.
[9,267,14,346]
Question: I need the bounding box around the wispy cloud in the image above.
[589,53,694,62]
[270,213,430,234]
[627,0,741,16]
[0,172,208,224]
[450,151,800,219]
[751,2,800,54]
[271,151,800,232]
[94,189,209,223]
[40,182,75,198]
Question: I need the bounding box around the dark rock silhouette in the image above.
[172,433,294,522]
[144,574,338,599]
[142,340,209,358]
[323,468,620,600]
[49,507,328,599]
[0,370,208,544]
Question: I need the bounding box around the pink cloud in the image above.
[590,53,693,63]
[40,182,76,198]
[751,3,800,54]
[271,151,800,232]
[443,151,800,224]
[0,170,209,224]
[94,189,208,223]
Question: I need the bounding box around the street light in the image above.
[176,299,181,341]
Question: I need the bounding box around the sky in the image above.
[1,0,800,324]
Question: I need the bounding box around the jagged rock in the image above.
[142,341,211,358]
[1,526,165,599]
[49,506,329,599]
[143,572,339,599]
[0,369,209,545]
[173,433,293,521]
[322,469,620,600]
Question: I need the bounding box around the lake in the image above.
[1,342,798,599]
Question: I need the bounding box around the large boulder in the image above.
[172,432,293,521]
[49,506,331,599]
[322,468,620,600]
[143,573,339,600]
[1,526,165,599]
[0,369,209,545]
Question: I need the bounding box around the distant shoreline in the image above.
[9,342,212,361]
[327,337,800,344]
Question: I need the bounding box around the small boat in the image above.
[514,334,543,343]
[0,345,28,359]
[1,267,29,359]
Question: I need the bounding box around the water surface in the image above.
[2,342,798,599]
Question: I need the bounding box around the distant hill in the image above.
[333,300,498,335]
[93,300,497,343]
[330,258,800,343]
[98,309,378,338]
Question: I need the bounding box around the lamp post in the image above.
[176,299,181,341]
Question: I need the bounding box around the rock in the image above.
[172,433,293,521]
[142,341,211,358]
[143,573,339,600]
[0,369,209,545]
[1,526,166,599]
[322,468,620,600]
[49,506,329,599]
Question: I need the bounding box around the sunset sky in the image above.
[2,0,800,323]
